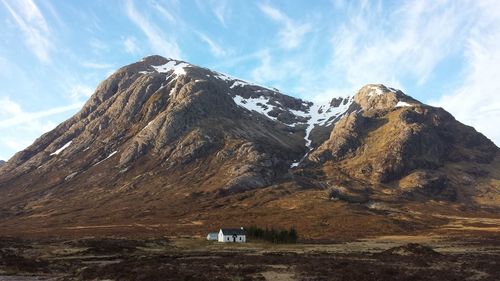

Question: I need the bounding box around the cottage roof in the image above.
[220,228,245,235]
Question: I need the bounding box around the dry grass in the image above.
[1,234,499,280]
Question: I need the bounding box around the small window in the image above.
[239,237,241,240]
[227,237,229,241]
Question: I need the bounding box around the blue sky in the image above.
[1,0,499,160]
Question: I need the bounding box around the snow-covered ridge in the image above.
[152,61,189,75]
[367,85,399,97]
[212,70,270,90]
[139,60,190,76]
[141,59,273,92]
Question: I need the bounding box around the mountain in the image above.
[0,160,5,167]
[0,56,498,239]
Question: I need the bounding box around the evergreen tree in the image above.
[245,225,298,243]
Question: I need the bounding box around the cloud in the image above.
[0,135,33,151]
[1,0,52,62]
[0,97,68,160]
[0,97,83,129]
[123,36,140,54]
[329,1,468,88]
[249,48,317,94]
[150,0,176,23]
[258,3,312,49]
[81,61,113,69]
[198,33,226,57]
[431,0,500,146]
[0,97,23,116]
[251,50,282,83]
[0,131,34,160]
[125,0,181,59]
[89,38,109,53]
[211,0,230,26]
[67,84,94,102]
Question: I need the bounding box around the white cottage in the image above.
[217,228,246,243]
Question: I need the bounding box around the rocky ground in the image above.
[0,233,499,281]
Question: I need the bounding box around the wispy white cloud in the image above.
[329,1,468,88]
[251,50,281,83]
[0,96,23,116]
[198,33,226,57]
[250,48,317,94]
[67,84,94,102]
[258,2,287,22]
[319,0,500,145]
[195,0,230,26]
[0,97,68,160]
[89,38,109,53]
[1,0,52,62]
[258,3,312,49]
[0,97,82,129]
[123,36,140,54]
[150,0,176,23]
[211,0,230,26]
[125,0,181,59]
[81,61,113,69]
[0,136,32,157]
[37,0,64,30]
[431,0,500,146]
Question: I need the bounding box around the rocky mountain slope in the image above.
[0,56,498,239]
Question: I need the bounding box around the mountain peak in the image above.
[353,84,420,111]
[139,55,188,67]
[141,54,172,62]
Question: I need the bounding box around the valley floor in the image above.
[0,233,499,281]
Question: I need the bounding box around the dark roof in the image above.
[220,228,245,235]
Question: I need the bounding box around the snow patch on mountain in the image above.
[289,98,353,167]
[93,151,118,166]
[396,101,413,107]
[230,80,250,89]
[233,95,277,121]
[50,141,72,156]
[233,93,353,145]
[367,85,385,97]
[231,90,354,168]
[299,99,353,148]
[152,61,189,76]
